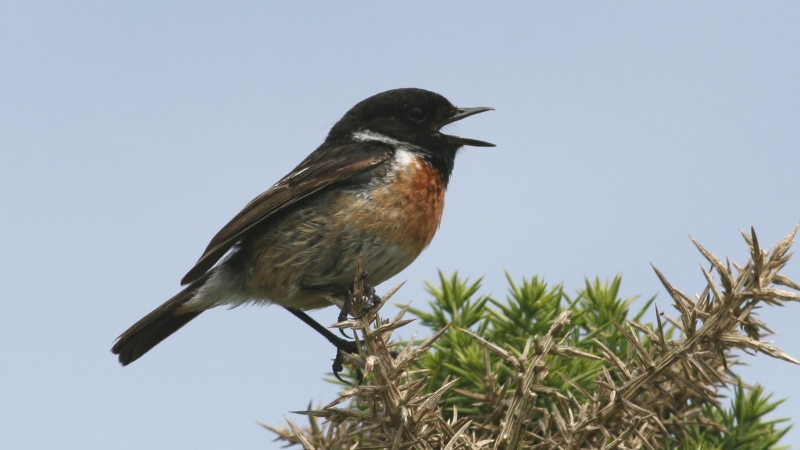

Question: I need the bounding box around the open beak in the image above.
[438,106,495,147]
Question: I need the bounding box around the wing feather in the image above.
[180,142,393,285]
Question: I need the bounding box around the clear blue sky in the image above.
[2,3,799,449]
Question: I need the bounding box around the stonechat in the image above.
[112,88,494,367]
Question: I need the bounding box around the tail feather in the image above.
[112,273,211,366]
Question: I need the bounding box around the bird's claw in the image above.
[332,344,363,385]
[337,294,353,338]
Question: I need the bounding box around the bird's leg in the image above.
[283,307,357,352]
[336,293,353,338]
[293,270,384,382]
[283,307,359,381]
[316,271,377,338]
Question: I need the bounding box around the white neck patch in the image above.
[351,129,420,151]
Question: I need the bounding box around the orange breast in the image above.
[358,150,446,256]
[336,150,445,264]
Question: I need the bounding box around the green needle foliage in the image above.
[666,382,791,450]
[408,273,657,419]
[265,226,798,449]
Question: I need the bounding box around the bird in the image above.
[111,87,494,367]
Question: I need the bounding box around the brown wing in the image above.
[180,142,394,285]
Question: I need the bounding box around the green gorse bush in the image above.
[265,226,798,449]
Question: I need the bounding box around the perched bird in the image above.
[112,88,494,367]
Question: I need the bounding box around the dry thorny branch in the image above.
[264,225,800,449]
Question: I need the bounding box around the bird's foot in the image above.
[336,270,381,336]
[332,344,363,384]
[353,284,382,319]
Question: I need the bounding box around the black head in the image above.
[327,88,493,183]
[328,88,493,149]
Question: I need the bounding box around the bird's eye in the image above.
[407,106,427,123]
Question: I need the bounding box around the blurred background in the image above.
[1,2,798,449]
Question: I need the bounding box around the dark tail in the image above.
[112,273,211,366]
